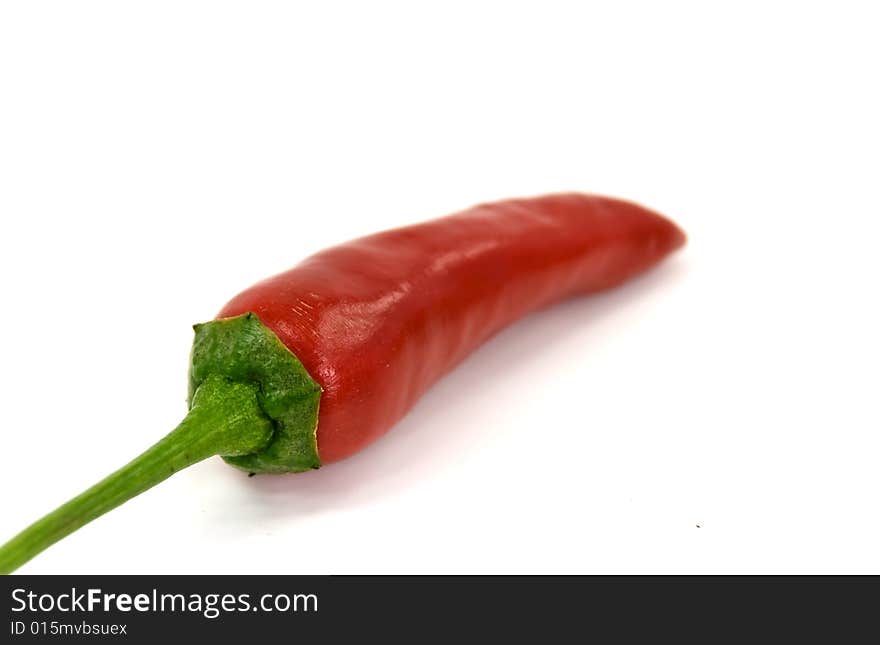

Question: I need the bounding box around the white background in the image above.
[1,2,878,574]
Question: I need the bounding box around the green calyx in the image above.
[0,312,322,574]
[189,312,322,474]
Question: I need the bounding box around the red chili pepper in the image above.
[0,192,685,573]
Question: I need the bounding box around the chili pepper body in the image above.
[218,193,686,464]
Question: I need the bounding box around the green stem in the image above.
[0,375,274,574]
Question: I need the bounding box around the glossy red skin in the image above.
[218,193,685,464]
